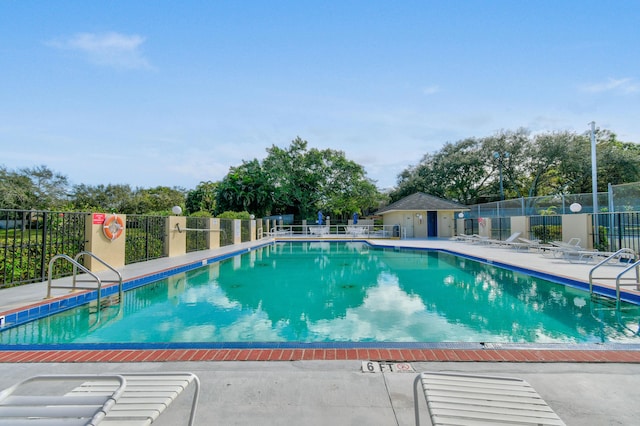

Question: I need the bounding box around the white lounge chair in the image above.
[507,237,552,252]
[540,238,584,258]
[414,371,565,426]
[564,248,637,264]
[346,226,367,237]
[458,234,489,244]
[309,226,329,236]
[0,375,126,426]
[450,233,475,242]
[0,372,200,426]
[485,231,522,247]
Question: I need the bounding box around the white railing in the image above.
[268,224,396,238]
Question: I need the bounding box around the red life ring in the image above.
[103,214,124,241]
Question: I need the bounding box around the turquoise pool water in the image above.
[2,241,640,344]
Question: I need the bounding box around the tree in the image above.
[319,150,379,218]
[185,181,218,215]
[0,165,70,209]
[261,137,380,220]
[392,128,640,205]
[262,138,325,218]
[0,166,33,209]
[20,165,69,209]
[70,184,135,212]
[390,137,488,204]
[593,132,640,189]
[130,186,186,214]
[216,159,273,217]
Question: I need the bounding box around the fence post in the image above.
[478,217,491,238]
[510,216,527,238]
[208,218,220,249]
[166,215,187,257]
[84,212,126,271]
[250,219,256,241]
[562,213,591,249]
[233,219,242,245]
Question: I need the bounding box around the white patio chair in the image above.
[0,372,200,426]
[414,371,565,426]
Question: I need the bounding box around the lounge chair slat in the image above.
[1,395,111,406]
[0,405,104,417]
[426,395,555,412]
[430,407,566,425]
[414,372,565,426]
[0,419,89,425]
[430,401,561,418]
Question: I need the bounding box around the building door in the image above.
[404,215,414,238]
[427,211,438,237]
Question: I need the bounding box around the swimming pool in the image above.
[2,241,640,345]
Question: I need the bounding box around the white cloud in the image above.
[48,32,152,70]
[422,85,441,95]
[580,77,639,94]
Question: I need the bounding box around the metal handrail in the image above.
[46,252,124,318]
[47,254,104,309]
[588,248,640,305]
[74,251,123,306]
[174,223,222,233]
[614,260,640,306]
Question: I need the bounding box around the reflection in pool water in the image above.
[2,241,640,344]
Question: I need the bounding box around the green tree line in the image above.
[389,128,640,204]
[2,131,639,217]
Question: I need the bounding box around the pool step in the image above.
[89,294,121,314]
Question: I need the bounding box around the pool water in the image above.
[3,241,640,345]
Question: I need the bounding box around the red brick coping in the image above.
[1,348,639,363]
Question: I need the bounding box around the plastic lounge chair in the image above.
[0,374,127,426]
[0,372,200,426]
[505,237,548,252]
[564,248,637,264]
[413,371,565,426]
[540,238,583,258]
[69,372,200,425]
[346,226,366,237]
[485,231,522,247]
[450,233,474,242]
[459,234,488,244]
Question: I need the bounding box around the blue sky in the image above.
[1,1,638,191]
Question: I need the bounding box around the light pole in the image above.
[493,151,510,201]
[589,121,598,214]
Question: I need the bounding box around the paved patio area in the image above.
[0,360,638,425]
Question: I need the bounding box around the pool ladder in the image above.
[588,248,640,308]
[46,251,123,315]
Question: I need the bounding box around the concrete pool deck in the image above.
[0,360,639,425]
[1,238,640,424]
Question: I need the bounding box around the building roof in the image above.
[375,192,468,214]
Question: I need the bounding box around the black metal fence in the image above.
[489,217,512,240]
[592,212,640,253]
[528,215,562,242]
[186,217,209,253]
[124,215,167,264]
[0,210,87,288]
[219,219,234,247]
[241,220,251,243]
[460,218,478,236]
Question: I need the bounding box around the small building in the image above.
[375,192,468,238]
